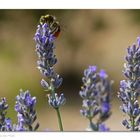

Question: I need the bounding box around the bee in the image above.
[40,15,61,38]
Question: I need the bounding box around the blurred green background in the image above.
[0,10,140,131]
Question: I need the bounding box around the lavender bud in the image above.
[137,37,140,47]
[41,79,50,89]
[48,93,66,109]
[98,123,109,131]
[51,75,63,89]
[122,119,131,129]
[5,118,12,131]
[99,69,107,79]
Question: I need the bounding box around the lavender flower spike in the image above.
[0,98,12,131]
[34,15,65,108]
[34,15,65,131]
[79,66,113,131]
[118,37,140,131]
[14,89,39,131]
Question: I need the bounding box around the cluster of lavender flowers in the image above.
[34,16,65,108]
[1,14,140,132]
[0,98,11,131]
[79,66,113,131]
[14,90,39,131]
[34,15,65,131]
[0,90,39,131]
[118,38,140,131]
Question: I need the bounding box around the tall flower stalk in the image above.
[34,15,65,131]
[79,66,113,131]
[118,37,140,131]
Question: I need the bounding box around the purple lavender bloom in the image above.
[14,113,25,131]
[79,66,113,131]
[98,123,109,131]
[0,98,8,124]
[5,118,12,131]
[98,70,112,122]
[101,102,110,115]
[34,15,65,109]
[34,23,62,89]
[48,93,66,109]
[89,66,97,71]
[118,37,140,131]
[99,69,107,79]
[15,89,39,131]
[41,79,50,90]
[0,98,12,131]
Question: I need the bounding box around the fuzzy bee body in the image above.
[40,15,61,38]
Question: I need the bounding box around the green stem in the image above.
[50,83,64,131]
[89,117,92,124]
[132,117,135,131]
[50,82,55,97]
[88,117,98,131]
[55,108,63,131]
[131,95,135,131]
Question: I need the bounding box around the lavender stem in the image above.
[50,84,64,131]
[55,108,63,131]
